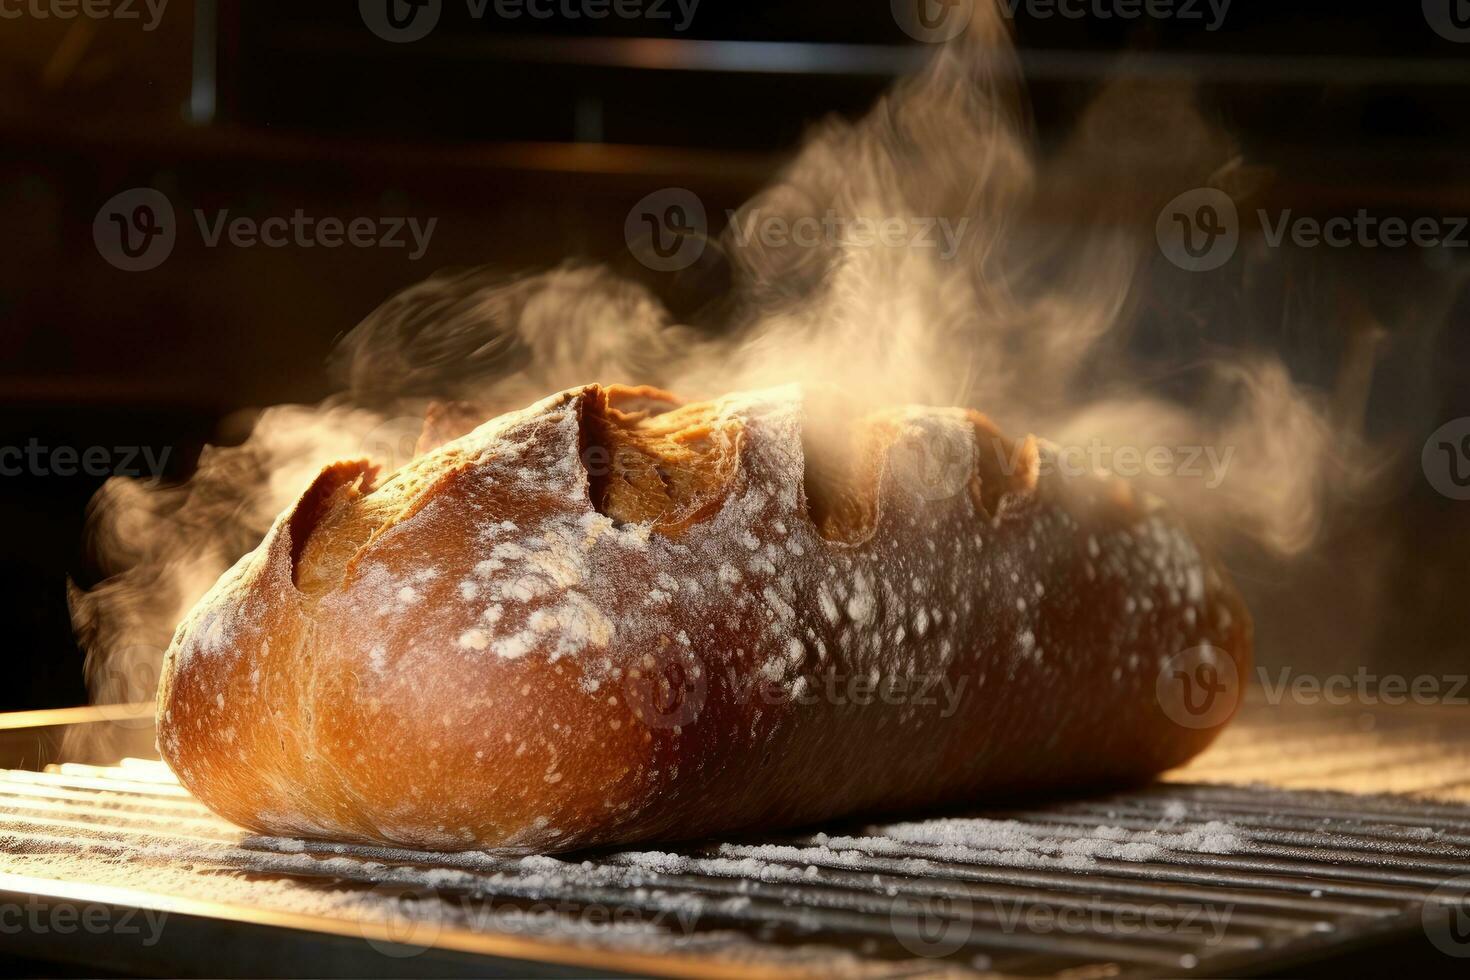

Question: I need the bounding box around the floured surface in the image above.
[6,759,1470,978]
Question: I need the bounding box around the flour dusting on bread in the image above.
[157,383,1251,854]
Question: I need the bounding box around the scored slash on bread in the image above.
[157,384,1251,853]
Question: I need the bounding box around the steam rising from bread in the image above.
[69,3,1365,739]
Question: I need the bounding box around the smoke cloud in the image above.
[68,3,1370,745]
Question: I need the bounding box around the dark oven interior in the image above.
[4,2,1470,976]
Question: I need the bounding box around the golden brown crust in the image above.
[157,384,1252,853]
[580,385,742,534]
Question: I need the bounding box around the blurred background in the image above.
[2,0,1468,714]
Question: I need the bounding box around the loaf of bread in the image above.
[156,384,1251,853]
